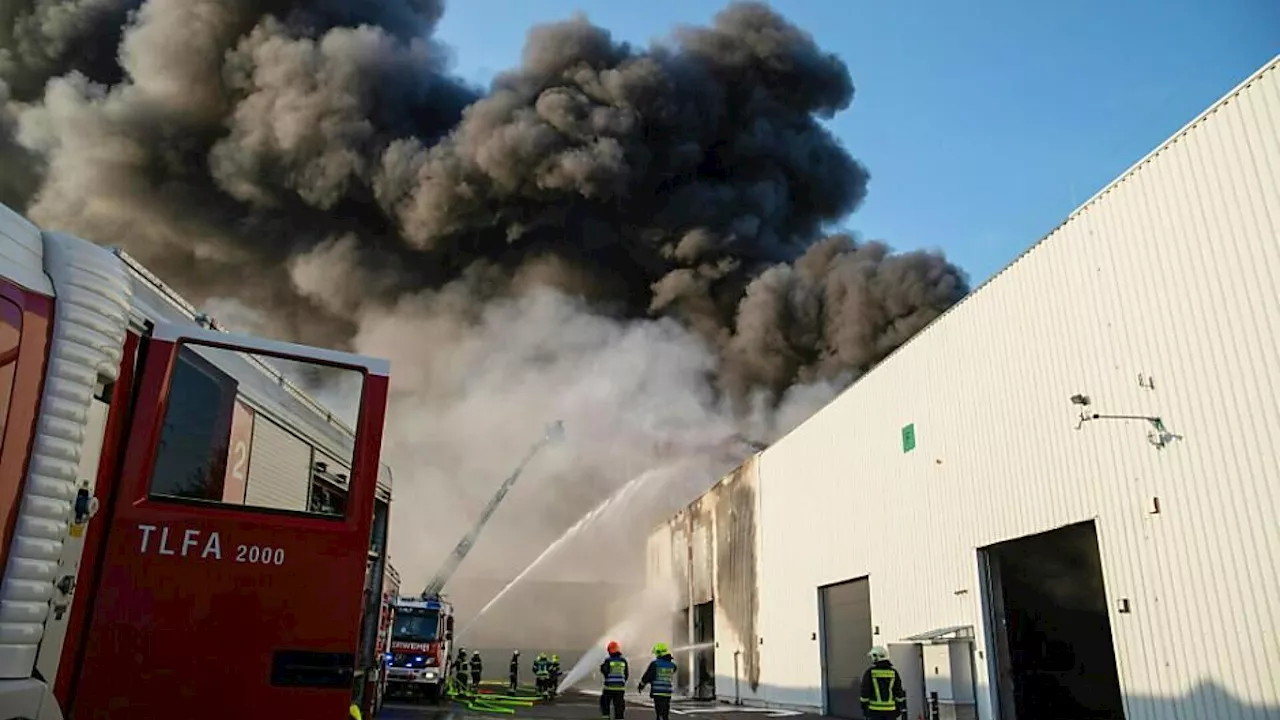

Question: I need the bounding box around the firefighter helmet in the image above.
[607,641,621,654]
[653,642,669,655]
[868,646,889,662]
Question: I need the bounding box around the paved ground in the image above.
[378,690,821,720]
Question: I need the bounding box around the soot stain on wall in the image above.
[714,456,760,690]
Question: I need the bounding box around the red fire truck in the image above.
[386,594,456,703]
[0,201,396,719]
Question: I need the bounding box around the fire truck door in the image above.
[69,322,390,720]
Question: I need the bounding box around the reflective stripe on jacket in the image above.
[648,656,677,697]
[600,654,629,690]
[859,664,903,712]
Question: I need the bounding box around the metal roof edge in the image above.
[760,53,1280,456]
[1061,53,1279,230]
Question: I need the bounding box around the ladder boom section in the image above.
[420,423,560,596]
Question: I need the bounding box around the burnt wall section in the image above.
[689,496,715,605]
[650,454,762,697]
[671,521,690,610]
[714,456,760,691]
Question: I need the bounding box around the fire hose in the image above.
[446,678,545,714]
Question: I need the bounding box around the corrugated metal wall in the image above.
[244,416,312,512]
[644,457,767,702]
[671,520,690,608]
[690,501,714,605]
[646,56,1280,718]
[647,523,673,585]
[751,56,1280,719]
[711,458,763,703]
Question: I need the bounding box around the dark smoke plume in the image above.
[2,0,969,629]
[2,0,966,403]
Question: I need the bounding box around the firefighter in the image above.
[454,648,471,694]
[534,652,551,697]
[599,640,629,719]
[509,649,521,692]
[638,643,678,720]
[471,651,484,687]
[859,646,906,719]
[549,654,562,698]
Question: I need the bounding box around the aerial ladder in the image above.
[419,421,565,598]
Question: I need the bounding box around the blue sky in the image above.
[435,0,1279,285]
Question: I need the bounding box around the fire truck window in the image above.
[149,347,238,501]
[147,343,362,520]
[0,297,21,443]
[393,607,440,643]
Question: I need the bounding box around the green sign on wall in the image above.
[902,423,916,453]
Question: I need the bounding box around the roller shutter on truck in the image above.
[314,449,351,480]
[244,415,312,512]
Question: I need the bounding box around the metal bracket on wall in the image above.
[1069,394,1183,449]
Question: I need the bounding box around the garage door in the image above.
[820,577,873,719]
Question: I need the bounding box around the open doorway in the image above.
[692,600,716,699]
[979,521,1125,720]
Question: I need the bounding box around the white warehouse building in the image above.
[646,56,1280,720]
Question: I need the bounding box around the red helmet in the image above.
[607,641,620,654]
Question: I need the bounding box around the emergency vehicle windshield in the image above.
[393,608,439,643]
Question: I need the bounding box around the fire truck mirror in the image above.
[146,342,368,521]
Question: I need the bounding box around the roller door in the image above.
[820,577,873,719]
[244,415,311,512]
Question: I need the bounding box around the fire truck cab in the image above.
[386,595,455,703]
[0,202,395,719]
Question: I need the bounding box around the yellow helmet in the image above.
[552,654,559,661]
[653,642,669,655]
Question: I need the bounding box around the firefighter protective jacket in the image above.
[859,660,905,714]
[639,654,678,697]
[600,652,629,691]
